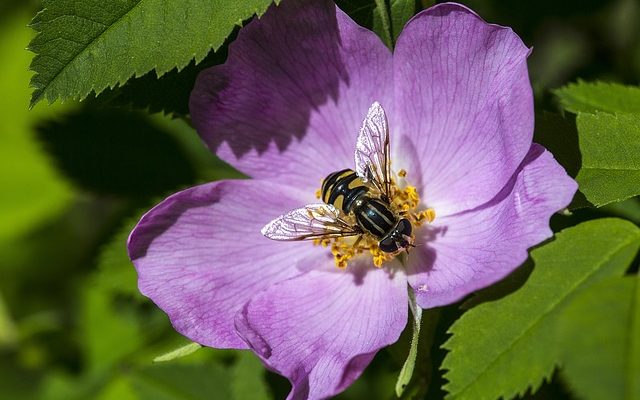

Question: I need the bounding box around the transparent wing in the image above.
[261,203,361,241]
[354,101,392,202]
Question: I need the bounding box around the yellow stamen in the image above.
[313,238,332,247]
[315,235,393,269]
[414,208,436,224]
[314,168,436,269]
[370,243,389,267]
[315,189,322,199]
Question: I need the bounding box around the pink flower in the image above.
[128,1,577,398]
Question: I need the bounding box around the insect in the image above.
[261,102,414,254]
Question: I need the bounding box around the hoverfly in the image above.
[261,102,414,254]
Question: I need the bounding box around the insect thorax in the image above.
[263,102,437,268]
[321,169,399,239]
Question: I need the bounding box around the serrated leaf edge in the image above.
[441,222,640,399]
[28,1,278,107]
[554,80,640,115]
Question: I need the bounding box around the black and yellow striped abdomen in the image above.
[321,169,398,240]
[321,169,369,214]
[353,198,396,238]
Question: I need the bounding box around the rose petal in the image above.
[190,0,392,194]
[236,264,408,400]
[393,3,533,216]
[128,180,327,348]
[407,144,577,308]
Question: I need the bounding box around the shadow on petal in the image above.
[191,0,349,160]
[128,185,223,260]
[190,0,393,192]
[405,143,577,308]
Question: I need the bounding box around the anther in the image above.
[313,170,435,269]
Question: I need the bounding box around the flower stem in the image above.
[395,288,423,397]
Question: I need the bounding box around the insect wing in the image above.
[261,203,360,241]
[355,102,391,201]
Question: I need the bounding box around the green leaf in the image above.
[0,361,41,400]
[389,0,416,41]
[557,275,640,400]
[533,112,580,179]
[0,11,73,243]
[231,352,272,400]
[372,0,416,48]
[95,215,143,299]
[395,289,422,397]
[36,107,197,197]
[96,377,139,400]
[461,260,534,310]
[91,43,229,117]
[81,285,144,372]
[373,0,393,48]
[0,291,17,347]
[153,343,203,363]
[555,81,640,114]
[442,218,640,400]
[554,82,640,207]
[575,112,640,206]
[131,363,232,400]
[533,111,593,209]
[40,370,106,400]
[602,197,640,225]
[150,115,245,183]
[28,0,276,107]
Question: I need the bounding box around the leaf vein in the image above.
[451,233,639,397]
[32,0,145,104]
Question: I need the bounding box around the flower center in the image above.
[314,169,435,269]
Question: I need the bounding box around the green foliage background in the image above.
[1,0,639,399]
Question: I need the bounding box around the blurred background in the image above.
[0,0,638,399]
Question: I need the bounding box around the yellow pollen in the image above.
[391,183,435,228]
[313,238,332,247]
[315,235,393,269]
[415,208,436,224]
[315,169,435,269]
[315,189,322,199]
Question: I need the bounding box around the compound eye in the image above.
[398,218,412,237]
[379,237,398,253]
